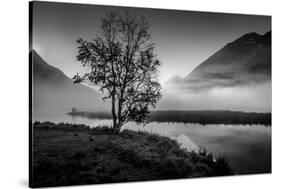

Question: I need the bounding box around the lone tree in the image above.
[73,11,162,133]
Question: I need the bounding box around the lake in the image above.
[33,108,271,174]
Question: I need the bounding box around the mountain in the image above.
[159,31,271,112]
[167,31,271,91]
[166,75,184,84]
[31,50,107,110]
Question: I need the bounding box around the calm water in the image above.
[33,108,271,174]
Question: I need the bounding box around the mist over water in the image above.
[33,108,271,174]
[159,82,271,112]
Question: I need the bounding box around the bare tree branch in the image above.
[74,10,162,133]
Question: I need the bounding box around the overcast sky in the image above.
[32,1,271,85]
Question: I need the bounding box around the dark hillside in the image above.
[31,122,232,187]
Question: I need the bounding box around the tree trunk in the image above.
[116,120,122,133]
[111,95,118,132]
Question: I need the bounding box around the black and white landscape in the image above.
[30,1,271,188]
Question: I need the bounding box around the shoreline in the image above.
[31,121,233,187]
[67,110,271,126]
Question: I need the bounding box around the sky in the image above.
[32,1,271,85]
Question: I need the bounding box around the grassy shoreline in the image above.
[31,121,232,188]
[68,110,271,126]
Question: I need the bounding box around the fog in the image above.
[158,81,271,112]
[33,79,109,111]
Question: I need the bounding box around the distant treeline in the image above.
[68,110,271,126]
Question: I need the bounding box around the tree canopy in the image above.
[73,11,162,132]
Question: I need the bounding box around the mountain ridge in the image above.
[31,50,107,110]
[167,31,271,90]
[32,50,72,85]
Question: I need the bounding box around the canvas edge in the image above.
[29,1,34,188]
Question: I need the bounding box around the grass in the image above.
[31,121,233,188]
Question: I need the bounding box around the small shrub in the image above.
[212,157,233,176]
[194,163,211,176]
